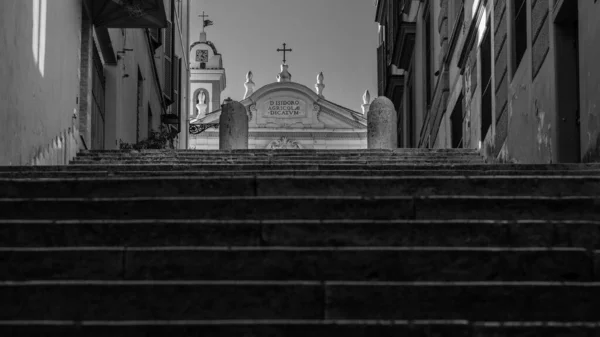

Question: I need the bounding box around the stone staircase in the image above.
[1,148,600,336]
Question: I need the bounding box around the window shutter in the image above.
[163,20,173,101]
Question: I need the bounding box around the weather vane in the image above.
[199,11,213,32]
[277,43,292,64]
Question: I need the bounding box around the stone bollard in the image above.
[367,96,398,149]
[219,99,249,150]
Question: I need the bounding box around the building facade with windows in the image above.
[376,0,600,163]
[0,0,191,165]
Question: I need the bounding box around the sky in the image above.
[190,0,380,112]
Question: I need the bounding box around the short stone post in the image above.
[367,96,397,149]
[219,98,248,150]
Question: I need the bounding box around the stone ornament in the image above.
[219,100,249,150]
[277,64,292,82]
[195,91,208,119]
[248,104,257,121]
[362,90,371,115]
[367,96,397,149]
[244,71,255,99]
[315,72,325,97]
[313,104,324,123]
[363,90,371,105]
[266,137,303,149]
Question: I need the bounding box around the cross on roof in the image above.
[199,11,213,32]
[277,43,292,64]
[198,11,209,21]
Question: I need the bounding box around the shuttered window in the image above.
[163,20,173,101]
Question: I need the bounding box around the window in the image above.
[147,105,153,135]
[136,68,143,143]
[451,94,464,148]
[149,28,163,49]
[406,59,415,148]
[424,12,433,105]
[513,0,527,73]
[481,24,492,141]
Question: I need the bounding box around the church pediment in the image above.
[239,82,366,130]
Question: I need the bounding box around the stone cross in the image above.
[277,43,292,64]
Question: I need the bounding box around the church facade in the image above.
[187,34,368,149]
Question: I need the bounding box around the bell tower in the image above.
[189,13,226,121]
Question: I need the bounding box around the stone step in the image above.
[0,196,599,221]
[1,220,597,248]
[3,164,600,172]
[0,247,593,282]
[1,320,598,337]
[70,159,486,166]
[3,170,600,178]
[79,149,482,154]
[76,150,483,156]
[73,154,484,160]
[1,281,599,321]
[2,176,600,198]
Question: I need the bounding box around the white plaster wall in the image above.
[0,0,82,165]
[107,28,166,147]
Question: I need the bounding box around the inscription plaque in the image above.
[262,98,306,118]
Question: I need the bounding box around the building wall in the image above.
[105,28,165,148]
[0,0,191,163]
[579,0,600,162]
[173,0,190,149]
[0,0,82,165]
[378,0,600,163]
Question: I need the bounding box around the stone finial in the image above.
[219,99,248,150]
[367,96,398,149]
[315,72,325,97]
[361,90,371,115]
[244,71,255,99]
[277,64,292,82]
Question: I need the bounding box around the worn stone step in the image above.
[70,159,486,166]
[0,247,592,282]
[3,170,600,178]
[72,155,484,161]
[1,320,598,337]
[0,196,598,221]
[2,220,597,248]
[1,281,599,321]
[79,149,482,155]
[2,176,600,198]
[73,157,484,164]
[75,151,483,157]
[3,164,600,173]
